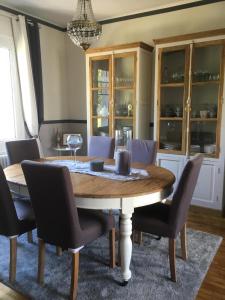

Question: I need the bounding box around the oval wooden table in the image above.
[4,156,175,284]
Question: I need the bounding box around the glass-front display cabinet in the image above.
[86,42,153,140]
[157,41,224,157]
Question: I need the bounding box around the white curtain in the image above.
[0,14,26,156]
[12,15,39,138]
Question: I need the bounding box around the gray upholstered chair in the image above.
[127,139,157,244]
[88,136,115,159]
[127,139,157,165]
[0,165,36,283]
[21,160,116,300]
[132,154,203,282]
[6,138,40,165]
[5,138,40,244]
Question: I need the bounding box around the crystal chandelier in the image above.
[67,0,102,51]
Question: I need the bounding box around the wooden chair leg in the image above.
[180,223,187,261]
[109,228,116,268]
[27,231,33,243]
[56,246,62,256]
[38,239,45,285]
[137,231,143,245]
[9,237,17,283]
[70,252,79,300]
[169,238,176,282]
[117,234,121,267]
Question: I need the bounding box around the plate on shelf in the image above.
[161,142,181,150]
[190,145,201,153]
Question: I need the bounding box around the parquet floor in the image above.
[0,205,225,300]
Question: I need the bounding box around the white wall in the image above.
[93,2,225,48]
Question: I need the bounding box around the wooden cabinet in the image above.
[86,42,153,139]
[156,41,224,158]
[154,30,225,210]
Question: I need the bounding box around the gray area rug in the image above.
[0,229,222,300]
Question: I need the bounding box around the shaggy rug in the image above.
[0,229,222,300]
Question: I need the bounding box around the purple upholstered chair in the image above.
[88,136,115,159]
[132,154,203,282]
[0,165,36,283]
[21,160,116,299]
[6,138,40,165]
[127,139,157,165]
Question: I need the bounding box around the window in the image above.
[0,35,25,154]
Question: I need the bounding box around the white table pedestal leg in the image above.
[120,213,132,283]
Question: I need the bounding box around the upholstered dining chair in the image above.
[88,136,115,159]
[127,139,157,165]
[126,139,157,245]
[6,138,40,165]
[21,160,116,300]
[6,138,40,244]
[132,154,203,282]
[0,165,36,283]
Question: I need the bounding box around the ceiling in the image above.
[0,0,203,27]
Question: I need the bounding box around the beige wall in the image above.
[40,25,86,121]
[93,2,225,48]
[66,37,86,120]
[40,25,69,120]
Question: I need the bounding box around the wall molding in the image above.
[42,120,87,125]
[99,0,225,25]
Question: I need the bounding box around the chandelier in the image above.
[67,0,102,51]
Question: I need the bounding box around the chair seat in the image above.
[132,202,173,238]
[14,199,36,235]
[78,209,115,245]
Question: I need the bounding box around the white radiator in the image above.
[0,154,9,168]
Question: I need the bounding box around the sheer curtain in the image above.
[0,14,25,158]
[12,15,39,138]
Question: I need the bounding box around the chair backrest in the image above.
[88,136,115,159]
[127,139,157,165]
[6,139,40,165]
[169,154,203,236]
[21,160,83,249]
[0,165,20,237]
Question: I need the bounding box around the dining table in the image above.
[4,155,175,285]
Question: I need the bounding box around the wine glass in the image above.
[67,134,83,165]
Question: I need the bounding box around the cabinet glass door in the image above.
[190,43,223,157]
[113,53,136,137]
[90,56,111,136]
[158,46,189,153]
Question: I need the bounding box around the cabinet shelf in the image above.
[92,115,109,119]
[192,80,220,86]
[91,87,109,91]
[160,83,184,88]
[160,117,183,121]
[114,86,135,90]
[114,116,133,119]
[190,118,217,121]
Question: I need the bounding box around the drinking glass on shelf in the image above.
[67,134,83,164]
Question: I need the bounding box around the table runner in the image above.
[45,160,150,181]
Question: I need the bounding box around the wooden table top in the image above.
[4,156,175,199]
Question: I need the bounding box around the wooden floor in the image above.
[0,205,225,300]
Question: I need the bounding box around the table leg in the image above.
[120,213,132,284]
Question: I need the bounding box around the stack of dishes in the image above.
[190,144,201,153]
[161,142,181,150]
